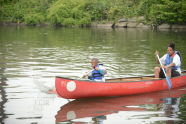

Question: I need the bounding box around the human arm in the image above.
[164,54,181,69]
[81,70,92,78]
[155,51,166,65]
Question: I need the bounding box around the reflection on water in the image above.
[0,47,8,123]
[55,87,186,124]
[0,26,186,124]
[0,76,8,123]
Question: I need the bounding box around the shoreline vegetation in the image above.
[1,20,186,30]
[0,0,186,29]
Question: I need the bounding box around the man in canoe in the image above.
[82,58,107,81]
[154,42,181,78]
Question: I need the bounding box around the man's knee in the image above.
[154,67,160,72]
[165,67,171,72]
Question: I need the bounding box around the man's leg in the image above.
[154,67,161,78]
[165,67,172,77]
[171,70,180,77]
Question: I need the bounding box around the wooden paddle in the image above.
[156,54,172,89]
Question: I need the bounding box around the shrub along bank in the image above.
[0,0,186,28]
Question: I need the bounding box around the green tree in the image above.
[0,0,186,26]
[84,0,109,21]
[47,0,91,26]
[140,0,186,25]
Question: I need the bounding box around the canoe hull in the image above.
[55,73,186,99]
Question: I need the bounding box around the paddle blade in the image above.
[165,76,172,89]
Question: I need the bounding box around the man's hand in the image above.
[81,72,88,78]
[162,65,166,69]
[81,70,92,78]
[155,50,159,56]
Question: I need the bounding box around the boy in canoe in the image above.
[82,58,107,81]
[154,42,182,78]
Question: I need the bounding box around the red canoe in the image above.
[55,86,186,122]
[55,70,186,99]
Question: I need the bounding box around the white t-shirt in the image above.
[160,54,181,74]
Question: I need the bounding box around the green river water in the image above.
[0,26,186,124]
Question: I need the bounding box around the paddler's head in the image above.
[90,58,99,68]
[167,42,175,56]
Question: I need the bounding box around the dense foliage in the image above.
[0,0,186,26]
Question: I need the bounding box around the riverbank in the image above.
[1,21,186,30]
[91,17,186,30]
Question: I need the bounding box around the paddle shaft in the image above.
[156,55,167,77]
[156,54,172,89]
[81,69,93,79]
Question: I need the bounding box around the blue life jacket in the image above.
[88,64,104,80]
[165,52,180,70]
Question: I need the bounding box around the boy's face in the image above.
[91,60,97,68]
[167,47,174,56]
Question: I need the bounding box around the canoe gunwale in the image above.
[55,76,159,83]
[56,70,186,83]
